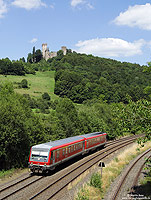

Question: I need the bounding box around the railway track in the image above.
[105,133,144,147]
[0,174,44,200]
[29,134,142,200]
[0,134,144,200]
[111,148,151,200]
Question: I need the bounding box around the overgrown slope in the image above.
[52,52,151,103]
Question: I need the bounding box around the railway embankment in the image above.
[73,141,151,200]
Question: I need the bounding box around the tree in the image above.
[0,58,12,75]
[54,70,82,98]
[27,53,33,63]
[21,79,28,88]
[12,61,25,75]
[35,49,42,63]
[0,82,46,170]
[42,92,51,101]
[32,46,36,63]
[144,86,151,100]
[20,57,26,62]
[55,98,80,137]
[56,50,64,61]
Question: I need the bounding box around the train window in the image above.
[51,151,53,160]
[57,150,60,158]
[69,147,71,153]
[63,149,65,156]
[51,151,55,159]
[66,148,68,154]
[71,145,73,152]
[74,145,75,151]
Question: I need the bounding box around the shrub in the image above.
[90,172,102,191]
[21,79,28,88]
[42,92,51,101]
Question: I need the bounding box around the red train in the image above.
[28,132,107,173]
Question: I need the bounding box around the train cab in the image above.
[28,143,52,173]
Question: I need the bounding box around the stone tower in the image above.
[42,43,47,59]
[61,46,67,55]
[42,43,51,60]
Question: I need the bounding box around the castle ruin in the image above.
[42,43,67,61]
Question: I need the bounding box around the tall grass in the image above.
[74,142,151,200]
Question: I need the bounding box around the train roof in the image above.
[32,135,84,150]
[31,132,106,150]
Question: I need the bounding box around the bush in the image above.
[42,92,51,101]
[21,79,28,88]
[90,173,102,191]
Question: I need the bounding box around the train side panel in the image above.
[49,140,85,167]
[84,133,107,151]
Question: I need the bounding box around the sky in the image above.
[0,0,151,65]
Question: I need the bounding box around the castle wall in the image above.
[42,43,67,60]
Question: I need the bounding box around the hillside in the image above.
[52,52,151,103]
[0,52,151,171]
[0,71,58,100]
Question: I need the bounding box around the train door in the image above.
[52,151,55,164]
[56,149,60,162]
[83,141,85,151]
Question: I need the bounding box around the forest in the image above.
[0,49,151,170]
[54,52,151,103]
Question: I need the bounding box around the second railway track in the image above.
[111,148,151,200]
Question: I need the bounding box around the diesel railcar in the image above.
[28,132,107,173]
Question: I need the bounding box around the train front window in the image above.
[31,150,49,161]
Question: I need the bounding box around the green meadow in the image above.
[0,71,58,100]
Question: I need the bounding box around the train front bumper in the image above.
[28,162,50,172]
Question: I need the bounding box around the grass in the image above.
[0,168,15,178]
[0,168,28,184]
[0,71,58,100]
[74,141,151,200]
